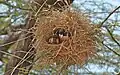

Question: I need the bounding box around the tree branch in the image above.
[99,6,120,28]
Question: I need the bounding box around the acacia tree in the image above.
[0,0,120,75]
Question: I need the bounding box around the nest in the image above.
[33,10,96,70]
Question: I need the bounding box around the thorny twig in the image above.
[102,42,120,57]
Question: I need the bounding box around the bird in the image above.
[53,28,65,38]
[53,28,71,41]
[47,34,61,44]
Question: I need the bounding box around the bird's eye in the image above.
[63,31,71,37]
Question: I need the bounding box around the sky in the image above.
[74,0,120,6]
[106,0,120,6]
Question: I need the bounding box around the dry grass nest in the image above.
[33,10,96,70]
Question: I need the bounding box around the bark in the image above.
[4,15,36,75]
[0,32,20,61]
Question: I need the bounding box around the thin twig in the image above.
[0,50,32,64]
[99,6,120,28]
[102,42,120,57]
[34,0,48,17]
[0,34,34,47]
[105,27,120,47]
